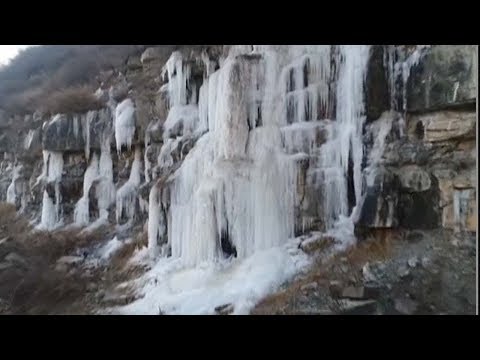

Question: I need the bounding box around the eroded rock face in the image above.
[357,169,400,229]
[396,165,431,192]
[42,109,113,152]
[407,45,477,112]
[409,111,475,143]
[365,45,390,122]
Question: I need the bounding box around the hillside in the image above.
[0,45,476,315]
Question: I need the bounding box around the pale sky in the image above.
[0,45,37,66]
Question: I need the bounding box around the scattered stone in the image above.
[408,256,418,268]
[0,236,11,245]
[215,303,234,315]
[0,262,13,271]
[5,252,28,267]
[54,262,66,272]
[57,256,84,265]
[337,300,378,315]
[398,265,410,278]
[299,236,335,254]
[300,282,318,293]
[421,256,431,267]
[406,231,424,243]
[362,263,377,283]
[340,285,381,300]
[329,281,343,298]
[0,298,10,313]
[394,298,418,315]
[341,286,365,299]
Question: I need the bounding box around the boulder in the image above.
[141,47,170,64]
[4,252,28,267]
[409,111,475,143]
[214,303,234,315]
[394,297,418,315]
[407,45,477,112]
[396,165,431,192]
[127,56,142,70]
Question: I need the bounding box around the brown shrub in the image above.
[39,85,105,115]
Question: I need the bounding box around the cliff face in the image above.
[0,45,476,313]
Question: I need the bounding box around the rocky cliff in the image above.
[0,45,476,314]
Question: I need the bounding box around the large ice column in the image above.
[336,45,371,212]
[38,151,64,230]
[6,164,22,206]
[163,51,192,107]
[259,45,333,127]
[163,52,298,266]
[97,137,116,220]
[115,98,136,153]
[148,45,374,265]
[73,153,100,226]
[316,45,370,229]
[147,183,167,255]
[116,147,143,223]
[168,134,217,266]
[214,57,260,160]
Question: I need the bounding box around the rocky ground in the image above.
[252,229,476,315]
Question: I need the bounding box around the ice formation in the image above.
[115,98,136,152]
[6,164,22,205]
[147,45,373,271]
[116,148,143,223]
[74,153,100,226]
[38,151,64,230]
[97,138,116,219]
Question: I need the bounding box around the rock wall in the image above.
[357,45,477,237]
[0,45,476,254]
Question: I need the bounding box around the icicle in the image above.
[162,105,199,140]
[73,153,100,226]
[116,148,143,223]
[84,110,96,160]
[162,51,191,107]
[114,98,136,153]
[305,45,371,230]
[38,151,64,230]
[147,184,166,256]
[6,164,22,205]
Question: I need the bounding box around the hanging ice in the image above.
[116,147,143,223]
[38,151,64,230]
[6,164,22,205]
[73,153,100,226]
[115,98,136,152]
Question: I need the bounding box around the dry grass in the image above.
[252,229,399,315]
[41,85,105,115]
[0,202,114,314]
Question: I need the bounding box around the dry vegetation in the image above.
[0,202,147,314]
[0,45,146,115]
